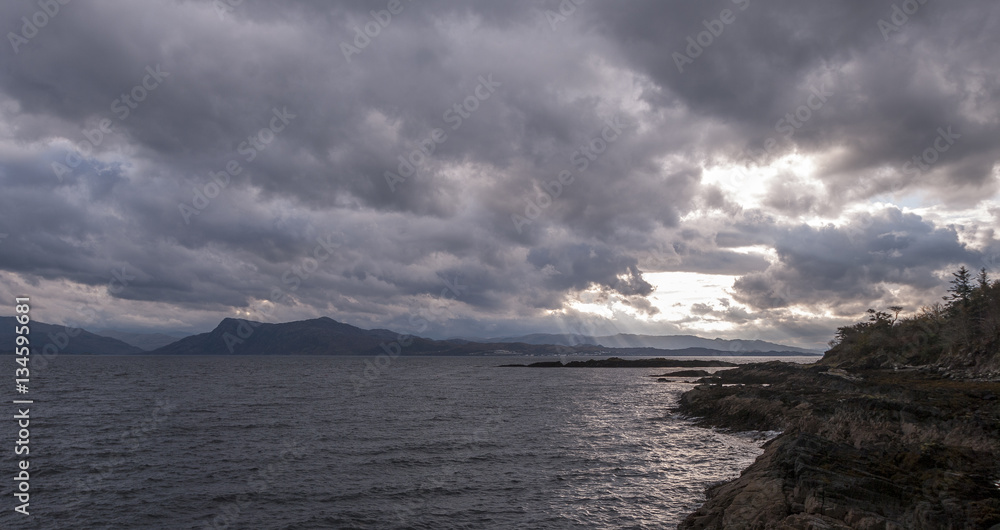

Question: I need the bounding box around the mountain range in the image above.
[2,315,819,356]
[94,329,188,351]
[486,333,819,354]
[148,317,603,356]
[0,316,144,355]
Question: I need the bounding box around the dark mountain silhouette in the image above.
[3,315,820,357]
[149,317,612,356]
[149,317,813,357]
[94,329,186,351]
[487,332,819,354]
[0,317,144,355]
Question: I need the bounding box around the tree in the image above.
[945,266,973,307]
[866,308,893,327]
[977,267,990,290]
[889,306,904,325]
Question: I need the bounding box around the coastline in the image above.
[674,361,1000,529]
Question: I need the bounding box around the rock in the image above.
[651,369,711,378]
[519,358,738,368]
[676,361,1000,529]
[525,361,563,367]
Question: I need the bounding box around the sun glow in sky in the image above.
[565,272,750,335]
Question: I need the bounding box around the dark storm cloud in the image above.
[0,0,997,344]
[527,242,653,297]
[731,207,980,310]
[586,0,1000,204]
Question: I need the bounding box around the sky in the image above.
[1,0,998,349]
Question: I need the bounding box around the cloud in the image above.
[732,208,980,311]
[0,0,997,348]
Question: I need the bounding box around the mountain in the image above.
[486,333,598,346]
[594,334,820,354]
[487,332,819,354]
[1,315,820,357]
[150,317,395,355]
[0,317,144,355]
[592,346,814,357]
[148,316,819,357]
[94,329,186,351]
[149,317,604,356]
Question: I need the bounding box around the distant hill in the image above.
[596,347,815,357]
[94,329,186,351]
[148,316,819,357]
[488,333,598,346]
[0,317,144,355]
[149,317,604,356]
[487,332,819,354]
[0,314,819,357]
[150,317,397,355]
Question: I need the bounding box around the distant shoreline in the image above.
[499,357,739,368]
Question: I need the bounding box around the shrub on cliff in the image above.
[823,267,1000,372]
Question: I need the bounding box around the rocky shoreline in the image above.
[674,361,1000,529]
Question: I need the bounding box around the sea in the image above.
[0,355,817,529]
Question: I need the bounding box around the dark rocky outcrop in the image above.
[678,272,1000,529]
[650,369,712,378]
[676,363,1000,529]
